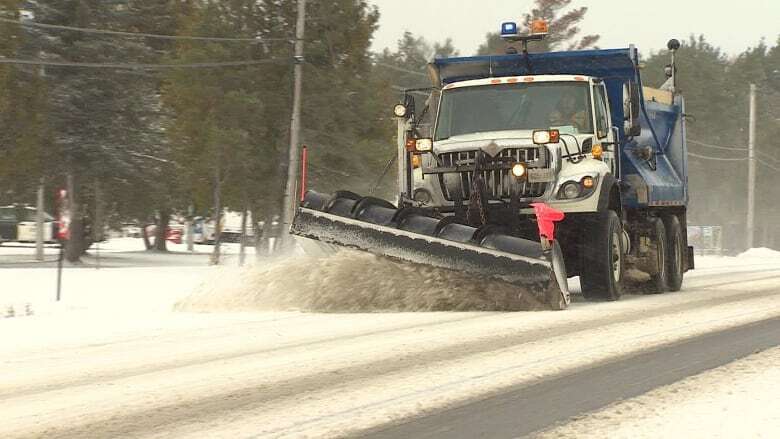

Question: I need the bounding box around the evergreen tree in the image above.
[0,1,48,204]
[162,0,282,259]
[12,0,173,259]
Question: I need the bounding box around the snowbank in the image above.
[176,250,548,313]
[536,346,780,438]
[1,266,210,318]
[737,247,780,259]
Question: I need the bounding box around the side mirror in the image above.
[623,82,642,137]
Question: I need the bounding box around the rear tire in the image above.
[580,210,624,301]
[645,218,669,294]
[664,215,685,292]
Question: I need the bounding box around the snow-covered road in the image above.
[1,250,780,438]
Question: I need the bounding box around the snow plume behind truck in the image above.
[291,21,693,310]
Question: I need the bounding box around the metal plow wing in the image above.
[290,191,570,310]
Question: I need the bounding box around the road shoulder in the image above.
[536,344,780,438]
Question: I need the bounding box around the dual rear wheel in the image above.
[643,215,685,294]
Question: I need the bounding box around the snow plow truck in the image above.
[291,20,694,310]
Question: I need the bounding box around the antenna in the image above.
[667,38,681,94]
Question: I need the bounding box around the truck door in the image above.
[593,84,618,175]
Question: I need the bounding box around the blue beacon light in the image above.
[501,22,518,37]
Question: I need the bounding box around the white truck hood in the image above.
[434,130,594,156]
[434,130,537,153]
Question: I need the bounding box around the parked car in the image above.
[0,205,57,244]
[0,205,16,242]
[220,211,255,243]
[144,223,184,245]
[120,223,143,238]
[192,217,215,244]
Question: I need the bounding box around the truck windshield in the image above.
[435,82,593,140]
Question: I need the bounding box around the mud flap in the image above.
[687,245,695,271]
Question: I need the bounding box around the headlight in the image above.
[393,104,407,118]
[532,129,560,145]
[560,181,581,199]
[556,176,599,200]
[511,163,526,178]
[413,189,433,204]
[415,138,433,152]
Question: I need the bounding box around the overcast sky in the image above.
[367,0,778,57]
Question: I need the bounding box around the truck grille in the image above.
[438,148,549,201]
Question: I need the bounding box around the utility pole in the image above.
[186,204,194,252]
[94,179,102,269]
[280,0,306,251]
[746,83,756,250]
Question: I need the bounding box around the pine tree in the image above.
[163,0,391,257]
[15,0,174,259]
[0,1,49,205]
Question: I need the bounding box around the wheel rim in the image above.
[657,229,666,279]
[611,231,622,283]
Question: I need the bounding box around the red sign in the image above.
[56,189,71,241]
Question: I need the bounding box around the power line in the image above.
[128,152,171,164]
[689,152,780,172]
[688,139,746,151]
[375,62,428,78]
[687,151,747,161]
[689,139,780,164]
[0,17,290,43]
[757,158,780,173]
[756,150,780,163]
[0,57,286,69]
[390,85,431,96]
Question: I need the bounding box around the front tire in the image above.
[580,210,624,301]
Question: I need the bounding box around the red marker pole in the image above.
[55,188,70,302]
[299,145,308,201]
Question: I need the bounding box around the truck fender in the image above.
[596,174,621,215]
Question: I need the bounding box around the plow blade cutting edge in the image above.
[290,191,570,310]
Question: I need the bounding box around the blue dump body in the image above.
[432,48,688,209]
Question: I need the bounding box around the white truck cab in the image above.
[411,74,616,215]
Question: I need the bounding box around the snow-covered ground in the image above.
[537,346,780,439]
[1,249,779,438]
[1,265,209,317]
